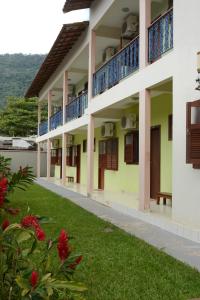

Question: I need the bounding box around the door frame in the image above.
[150,125,161,199]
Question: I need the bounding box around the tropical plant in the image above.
[0,155,86,299]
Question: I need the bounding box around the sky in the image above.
[0,0,89,54]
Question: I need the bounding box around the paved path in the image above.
[37,178,200,272]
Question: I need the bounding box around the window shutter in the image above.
[124,131,139,164]
[186,100,200,168]
[66,147,72,166]
[106,139,112,170]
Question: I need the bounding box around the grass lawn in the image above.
[9,183,200,300]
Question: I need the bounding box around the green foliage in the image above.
[0,96,47,136]
[0,54,45,109]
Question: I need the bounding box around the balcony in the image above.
[148,8,173,63]
[65,92,88,122]
[39,120,48,136]
[50,110,63,130]
[93,36,139,97]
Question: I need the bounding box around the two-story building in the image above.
[26,0,200,243]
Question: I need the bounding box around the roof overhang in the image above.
[63,0,94,13]
[25,21,89,98]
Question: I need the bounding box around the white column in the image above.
[139,89,151,210]
[88,29,96,102]
[47,139,51,179]
[38,102,41,136]
[139,0,151,69]
[48,91,52,132]
[63,71,68,124]
[37,142,41,178]
[61,133,67,185]
[87,115,95,196]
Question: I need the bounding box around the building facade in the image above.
[26,0,200,242]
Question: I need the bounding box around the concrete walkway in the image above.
[37,178,200,272]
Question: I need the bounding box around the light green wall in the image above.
[52,93,172,194]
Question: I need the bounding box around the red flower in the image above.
[0,177,7,207]
[1,219,10,231]
[57,229,70,262]
[69,255,83,270]
[30,271,39,288]
[35,227,46,241]
[21,215,46,241]
[21,215,38,228]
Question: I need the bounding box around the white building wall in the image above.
[173,0,200,227]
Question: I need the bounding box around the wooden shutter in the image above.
[111,138,118,170]
[124,131,139,164]
[186,100,200,168]
[106,139,112,170]
[66,147,72,166]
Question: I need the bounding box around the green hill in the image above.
[0,53,45,108]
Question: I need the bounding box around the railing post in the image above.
[63,70,68,125]
[139,0,151,69]
[48,91,52,132]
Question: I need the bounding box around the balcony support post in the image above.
[61,133,67,185]
[47,139,51,180]
[88,30,96,101]
[139,89,151,211]
[87,115,94,196]
[48,91,52,132]
[37,142,41,178]
[139,0,151,69]
[63,70,68,124]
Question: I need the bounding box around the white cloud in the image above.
[0,0,89,54]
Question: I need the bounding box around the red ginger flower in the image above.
[21,215,46,241]
[1,219,10,231]
[30,271,39,288]
[69,255,83,270]
[35,226,46,241]
[57,229,70,262]
[0,177,8,207]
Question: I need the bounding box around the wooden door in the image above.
[98,141,106,190]
[150,126,161,199]
[76,145,81,183]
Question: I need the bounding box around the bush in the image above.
[0,155,86,299]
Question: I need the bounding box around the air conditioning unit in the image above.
[121,14,139,38]
[101,122,115,138]
[121,114,137,130]
[103,47,116,62]
[52,139,60,149]
[66,134,74,146]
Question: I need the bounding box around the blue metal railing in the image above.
[148,8,173,63]
[39,120,48,136]
[93,36,139,96]
[65,92,88,123]
[50,110,63,130]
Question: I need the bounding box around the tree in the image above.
[0,96,44,137]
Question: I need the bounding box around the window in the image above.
[51,148,62,165]
[186,100,200,168]
[82,139,96,153]
[124,131,139,164]
[168,114,173,141]
[106,138,118,171]
[83,140,87,153]
[66,146,77,167]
